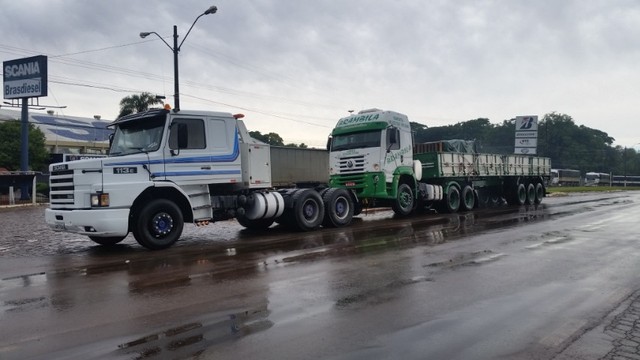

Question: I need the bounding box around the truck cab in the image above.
[45,108,277,249]
[328,109,420,214]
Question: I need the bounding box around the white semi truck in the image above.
[45,108,333,249]
[45,108,551,250]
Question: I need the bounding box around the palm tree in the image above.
[118,92,164,118]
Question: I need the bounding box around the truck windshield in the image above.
[331,130,382,151]
[109,116,165,156]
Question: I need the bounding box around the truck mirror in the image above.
[108,133,114,153]
[177,123,188,149]
[326,136,332,151]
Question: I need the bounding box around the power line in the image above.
[181,93,333,128]
[0,41,347,128]
[49,39,162,58]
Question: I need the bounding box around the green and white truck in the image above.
[327,108,551,219]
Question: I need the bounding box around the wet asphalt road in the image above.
[1,191,640,360]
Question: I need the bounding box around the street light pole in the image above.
[173,24,180,111]
[140,5,217,112]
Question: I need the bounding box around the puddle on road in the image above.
[114,306,273,359]
[526,237,570,249]
[425,249,506,268]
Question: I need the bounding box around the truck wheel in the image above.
[392,183,414,216]
[288,189,324,231]
[443,186,460,213]
[132,199,184,250]
[477,190,490,207]
[89,235,127,246]
[526,183,536,205]
[534,183,544,204]
[510,183,526,205]
[461,185,475,211]
[322,188,354,227]
[237,215,275,230]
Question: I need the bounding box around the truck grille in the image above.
[332,173,366,188]
[50,169,75,208]
[337,155,365,174]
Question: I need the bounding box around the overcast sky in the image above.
[1,0,639,148]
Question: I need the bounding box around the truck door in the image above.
[164,115,242,185]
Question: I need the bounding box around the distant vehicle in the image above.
[550,168,581,186]
[585,172,611,186]
[612,175,640,187]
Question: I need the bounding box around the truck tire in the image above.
[287,189,324,231]
[392,183,414,216]
[443,186,460,213]
[132,199,184,250]
[509,183,526,206]
[236,215,275,230]
[322,188,354,227]
[526,183,536,205]
[534,182,544,204]
[88,235,127,246]
[461,185,475,211]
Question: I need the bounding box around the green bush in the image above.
[36,182,49,196]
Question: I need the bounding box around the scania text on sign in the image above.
[3,55,48,99]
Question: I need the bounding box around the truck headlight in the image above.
[91,193,110,207]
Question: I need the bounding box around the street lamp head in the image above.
[204,5,217,15]
[139,32,152,39]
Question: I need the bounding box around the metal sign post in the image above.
[3,55,48,200]
[514,115,538,155]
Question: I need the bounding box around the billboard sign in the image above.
[3,55,48,99]
[514,115,538,155]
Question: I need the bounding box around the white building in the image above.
[0,108,111,155]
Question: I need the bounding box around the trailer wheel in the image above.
[443,186,460,213]
[322,188,354,227]
[237,215,275,230]
[288,189,324,231]
[526,183,536,205]
[89,235,127,246]
[461,185,475,211]
[534,183,544,204]
[132,199,184,250]
[509,183,527,205]
[392,183,414,216]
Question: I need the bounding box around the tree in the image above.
[248,130,309,147]
[118,92,164,118]
[248,131,285,146]
[285,143,308,148]
[409,111,631,175]
[0,120,48,171]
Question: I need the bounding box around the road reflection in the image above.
[0,204,554,359]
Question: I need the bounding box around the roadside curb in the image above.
[554,290,640,360]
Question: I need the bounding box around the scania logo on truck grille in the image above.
[346,160,353,168]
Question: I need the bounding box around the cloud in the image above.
[2,0,640,148]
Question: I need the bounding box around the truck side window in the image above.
[169,118,206,149]
[387,128,400,150]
